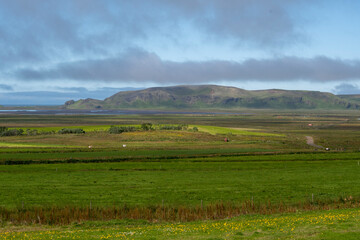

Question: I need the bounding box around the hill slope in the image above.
[64,85,360,110]
[338,94,360,104]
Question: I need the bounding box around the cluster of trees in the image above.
[0,127,24,136]
[0,126,86,137]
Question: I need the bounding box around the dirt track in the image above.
[306,136,324,149]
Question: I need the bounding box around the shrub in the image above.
[158,124,188,130]
[0,128,24,136]
[26,129,38,136]
[109,126,138,134]
[141,123,153,131]
[0,126,8,133]
[24,129,55,136]
[182,124,189,130]
[58,128,85,134]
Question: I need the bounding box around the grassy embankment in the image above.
[1,208,360,239]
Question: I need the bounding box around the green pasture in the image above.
[1,112,360,238]
[1,149,360,163]
[0,148,272,162]
[4,110,360,152]
[4,112,360,152]
[1,208,360,239]
[192,125,284,137]
[0,124,290,154]
[11,124,283,137]
[1,153,360,208]
[0,142,81,148]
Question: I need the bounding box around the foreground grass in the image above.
[1,208,359,239]
[1,154,360,208]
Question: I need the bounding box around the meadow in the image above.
[1,111,360,239]
[1,208,360,239]
[1,156,360,208]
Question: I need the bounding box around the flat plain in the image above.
[1,110,360,239]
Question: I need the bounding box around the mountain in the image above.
[63,85,360,110]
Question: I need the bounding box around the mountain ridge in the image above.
[63,85,360,110]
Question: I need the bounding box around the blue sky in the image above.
[1,0,360,105]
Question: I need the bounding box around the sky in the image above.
[1,0,360,105]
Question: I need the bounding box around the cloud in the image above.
[0,0,311,71]
[15,49,360,83]
[0,84,13,91]
[188,0,305,47]
[54,86,142,94]
[333,83,360,95]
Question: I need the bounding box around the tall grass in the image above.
[1,197,359,225]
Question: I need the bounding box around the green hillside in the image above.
[64,85,360,110]
[338,94,360,104]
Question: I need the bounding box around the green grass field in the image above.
[0,153,359,208]
[193,125,284,136]
[1,112,360,238]
[10,123,283,137]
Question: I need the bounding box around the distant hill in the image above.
[63,85,360,110]
[337,94,360,105]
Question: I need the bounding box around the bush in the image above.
[58,128,85,134]
[192,127,198,132]
[25,129,55,136]
[141,123,153,131]
[158,124,188,130]
[26,129,38,136]
[0,128,24,136]
[0,126,8,133]
[109,126,138,134]
[0,127,55,137]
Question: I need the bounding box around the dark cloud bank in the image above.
[0,0,309,69]
[333,83,360,95]
[16,49,360,83]
[2,0,360,103]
